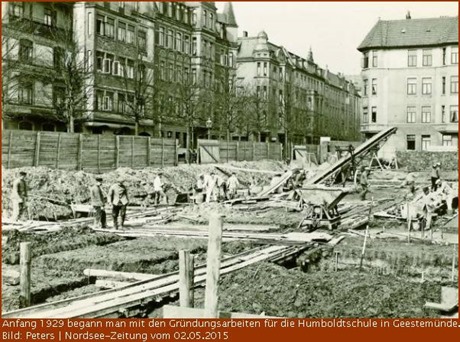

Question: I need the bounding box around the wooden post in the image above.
[55,133,61,169]
[78,134,83,171]
[252,141,256,161]
[20,242,31,308]
[236,141,240,162]
[407,202,411,243]
[452,244,457,282]
[161,138,165,167]
[34,132,41,167]
[179,250,194,308]
[267,142,270,160]
[147,137,151,167]
[334,251,340,272]
[7,130,13,169]
[359,225,369,273]
[115,135,120,169]
[204,213,223,318]
[97,134,101,173]
[226,140,229,162]
[131,136,134,168]
[188,253,195,307]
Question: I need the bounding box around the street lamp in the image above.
[206,117,212,140]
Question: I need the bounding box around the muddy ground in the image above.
[1,163,458,316]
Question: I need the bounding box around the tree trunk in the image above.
[68,111,75,133]
[185,124,190,164]
[258,131,261,143]
[134,121,139,136]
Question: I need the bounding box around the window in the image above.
[450,105,458,123]
[18,82,33,104]
[406,106,416,123]
[406,135,416,150]
[192,68,197,84]
[362,106,369,123]
[371,78,377,95]
[137,30,147,52]
[103,92,114,111]
[126,60,134,79]
[105,18,114,38]
[53,86,65,107]
[363,79,368,96]
[263,62,267,76]
[42,123,55,132]
[442,135,453,147]
[422,49,432,66]
[442,76,446,95]
[169,63,174,82]
[183,35,190,54]
[421,77,432,95]
[19,39,33,62]
[362,52,369,68]
[407,78,417,95]
[421,135,431,151]
[257,62,261,76]
[118,93,126,113]
[408,50,417,67]
[96,15,105,35]
[372,52,378,67]
[44,7,56,27]
[18,121,33,130]
[159,61,165,80]
[450,76,458,94]
[371,106,377,123]
[263,86,267,100]
[112,60,120,76]
[176,32,182,51]
[203,10,208,27]
[103,54,113,74]
[157,27,164,46]
[421,106,431,123]
[442,48,447,65]
[167,30,173,49]
[53,47,64,69]
[127,25,135,44]
[10,2,23,17]
[118,22,126,42]
[209,13,214,30]
[441,105,446,123]
[118,57,125,77]
[451,47,458,64]
[229,52,233,67]
[192,37,197,55]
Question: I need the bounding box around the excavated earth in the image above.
[1,163,458,316]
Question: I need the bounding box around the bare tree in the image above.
[245,83,268,142]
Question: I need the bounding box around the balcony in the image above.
[360,123,388,133]
[433,123,458,134]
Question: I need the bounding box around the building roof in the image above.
[222,2,238,27]
[358,16,458,51]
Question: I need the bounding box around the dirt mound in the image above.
[2,161,285,220]
[194,262,440,318]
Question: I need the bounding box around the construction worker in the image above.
[194,174,206,203]
[153,172,166,205]
[205,172,218,203]
[11,171,28,222]
[108,178,129,229]
[90,177,107,229]
[226,172,240,199]
[422,186,436,232]
[359,167,370,201]
[431,163,440,191]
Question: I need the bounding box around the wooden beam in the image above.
[179,250,193,308]
[20,242,31,308]
[55,133,61,169]
[204,214,223,318]
[83,269,159,281]
[34,132,41,167]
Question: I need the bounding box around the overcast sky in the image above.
[216,2,458,75]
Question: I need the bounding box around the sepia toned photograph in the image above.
[1,1,458,320]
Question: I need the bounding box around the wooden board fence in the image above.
[2,130,178,172]
[199,139,282,164]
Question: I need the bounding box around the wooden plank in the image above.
[204,214,223,318]
[83,269,159,281]
[20,242,31,308]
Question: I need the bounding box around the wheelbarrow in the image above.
[295,185,351,231]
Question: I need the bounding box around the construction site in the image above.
[2,128,458,319]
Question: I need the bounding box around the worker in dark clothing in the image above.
[11,171,28,222]
[359,167,370,201]
[90,177,107,229]
[108,178,129,230]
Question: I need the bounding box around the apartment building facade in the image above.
[358,16,458,154]
[236,31,361,144]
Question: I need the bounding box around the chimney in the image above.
[406,11,411,19]
[243,31,248,37]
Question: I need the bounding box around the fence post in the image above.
[179,250,194,308]
[252,141,256,161]
[78,134,83,171]
[20,242,31,308]
[147,137,151,167]
[55,133,61,169]
[236,141,240,162]
[267,142,270,160]
[226,140,229,162]
[204,213,223,318]
[115,135,120,169]
[34,132,41,167]
[161,138,165,167]
[131,136,134,168]
[7,130,13,169]
[97,134,101,173]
